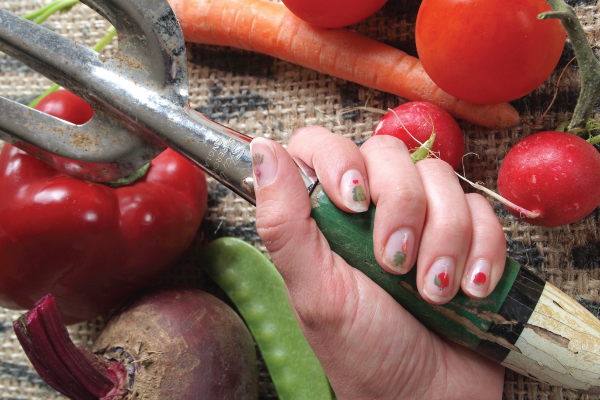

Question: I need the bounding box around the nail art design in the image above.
[424,258,455,302]
[352,179,367,202]
[340,170,369,212]
[434,272,450,290]
[250,138,277,187]
[383,229,414,273]
[473,272,487,286]
[393,250,406,267]
[393,241,409,267]
[466,259,491,297]
[252,153,264,181]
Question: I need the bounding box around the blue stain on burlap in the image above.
[196,86,270,123]
[0,359,60,394]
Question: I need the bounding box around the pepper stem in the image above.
[13,294,127,400]
[104,162,151,187]
[540,0,600,135]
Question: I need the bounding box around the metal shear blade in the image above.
[0,0,275,204]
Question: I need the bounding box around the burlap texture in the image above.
[1,0,600,399]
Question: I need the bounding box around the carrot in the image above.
[168,0,520,129]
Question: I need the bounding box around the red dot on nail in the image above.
[473,272,487,285]
[437,272,450,289]
[352,179,359,184]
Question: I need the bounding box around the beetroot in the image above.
[372,101,465,170]
[13,290,259,400]
[497,131,600,227]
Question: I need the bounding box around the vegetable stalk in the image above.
[13,294,127,400]
[22,0,79,24]
[410,133,435,163]
[24,0,116,108]
[540,0,600,135]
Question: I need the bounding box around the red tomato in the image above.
[34,90,94,125]
[281,0,388,28]
[415,0,566,105]
[0,90,208,323]
[372,102,465,170]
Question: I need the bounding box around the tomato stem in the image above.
[13,294,127,400]
[540,1,600,134]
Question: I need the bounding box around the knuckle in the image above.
[434,212,472,238]
[465,193,500,226]
[379,185,426,212]
[465,192,487,204]
[416,158,456,178]
[362,134,409,155]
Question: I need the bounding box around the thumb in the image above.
[250,137,347,322]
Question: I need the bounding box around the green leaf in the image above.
[393,251,406,267]
[434,274,442,288]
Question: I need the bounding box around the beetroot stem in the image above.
[13,294,127,400]
[13,316,65,392]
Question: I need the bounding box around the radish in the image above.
[497,131,600,227]
[372,101,465,170]
[13,290,259,400]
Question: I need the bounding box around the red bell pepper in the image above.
[0,91,208,323]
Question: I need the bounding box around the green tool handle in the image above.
[309,186,520,351]
[309,186,600,393]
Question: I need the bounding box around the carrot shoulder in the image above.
[168,0,520,129]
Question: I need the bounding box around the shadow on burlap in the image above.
[1,0,600,399]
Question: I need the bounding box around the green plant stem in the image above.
[540,0,600,134]
[104,163,150,187]
[588,135,600,145]
[23,0,79,24]
[27,26,116,108]
[410,133,435,163]
[92,25,117,51]
[28,83,60,108]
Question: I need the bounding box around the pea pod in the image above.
[199,237,333,400]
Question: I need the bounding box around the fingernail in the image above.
[340,169,370,212]
[424,258,455,303]
[251,138,278,188]
[382,229,415,273]
[465,259,491,298]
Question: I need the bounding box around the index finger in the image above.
[288,126,370,213]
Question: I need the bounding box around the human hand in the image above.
[251,127,506,399]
